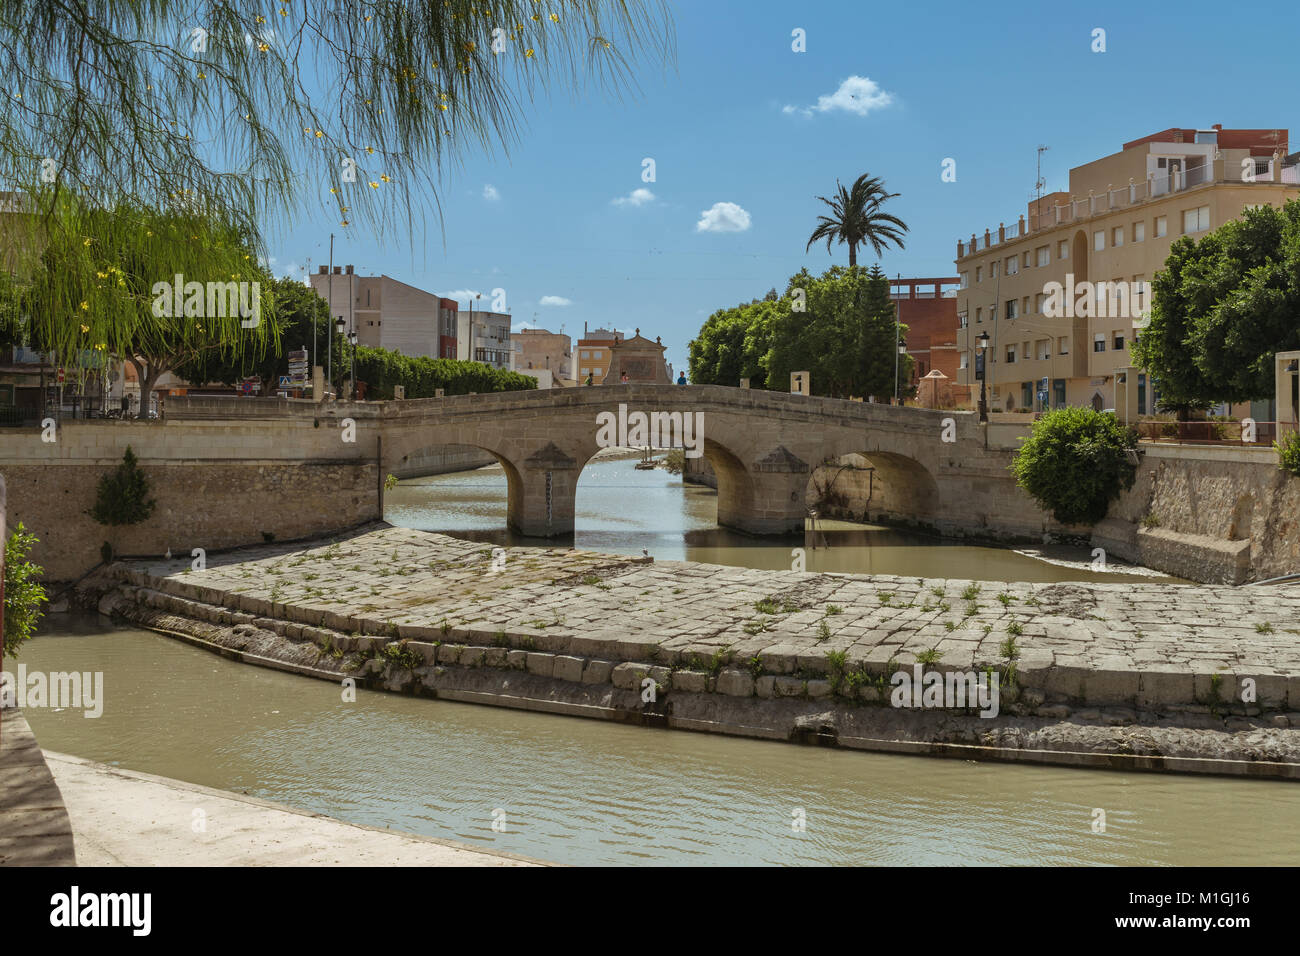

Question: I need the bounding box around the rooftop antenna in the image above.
[1035,145,1050,203]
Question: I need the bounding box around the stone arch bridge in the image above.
[365,385,1036,539]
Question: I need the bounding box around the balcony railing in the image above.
[958,159,1300,258]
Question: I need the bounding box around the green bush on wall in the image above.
[1277,430,1300,477]
[1011,407,1139,526]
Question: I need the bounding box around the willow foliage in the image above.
[0,1,674,243]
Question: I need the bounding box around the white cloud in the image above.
[612,187,655,207]
[783,75,895,118]
[446,289,482,303]
[695,201,751,233]
[482,184,500,201]
[539,295,572,306]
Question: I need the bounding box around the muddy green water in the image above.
[21,617,1300,866]
[382,458,1168,583]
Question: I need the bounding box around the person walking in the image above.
[584,371,594,386]
[676,371,687,385]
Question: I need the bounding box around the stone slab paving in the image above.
[118,525,1300,706]
[0,708,77,866]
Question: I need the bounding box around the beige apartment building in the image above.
[954,126,1299,416]
[512,328,573,385]
[309,267,442,358]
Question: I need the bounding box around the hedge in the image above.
[351,346,538,398]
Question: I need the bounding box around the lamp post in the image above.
[976,331,990,422]
[895,337,907,405]
[348,329,358,400]
[334,315,345,399]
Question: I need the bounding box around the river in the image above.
[21,616,1299,866]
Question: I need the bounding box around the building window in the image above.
[580,367,589,376]
[1053,379,1066,408]
[1059,336,1069,355]
[1093,333,1106,353]
[1133,221,1145,242]
[1183,205,1210,233]
[581,350,590,359]
[976,266,983,282]
[975,307,982,323]
[991,260,999,279]
[1036,245,1049,267]
[959,352,969,369]
[958,311,968,328]
[1035,292,1045,313]
[1094,230,1105,251]
[1155,215,1167,238]
[1112,226,1124,247]
[1058,239,1069,259]
[1113,332,1125,350]
[1022,341,1031,360]
[1132,277,1147,315]
[959,271,969,289]
[1037,339,1050,360]
[1022,296,1030,315]
[1006,256,1018,276]
[1005,347,1017,364]
[1005,299,1017,320]
[592,349,603,359]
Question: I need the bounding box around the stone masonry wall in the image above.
[3,461,378,582]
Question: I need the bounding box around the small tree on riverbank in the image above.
[4,523,47,658]
[1011,407,1139,526]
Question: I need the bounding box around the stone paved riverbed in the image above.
[105,525,1300,715]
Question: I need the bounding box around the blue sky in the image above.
[270,0,1300,374]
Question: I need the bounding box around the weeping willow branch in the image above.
[0,1,675,250]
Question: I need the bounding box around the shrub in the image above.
[1011,407,1138,526]
[4,523,47,657]
[351,347,538,399]
[1276,430,1300,477]
[89,446,155,526]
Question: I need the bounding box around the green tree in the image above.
[1133,200,1300,414]
[0,2,673,251]
[1011,407,1138,526]
[3,522,47,658]
[174,275,328,388]
[806,174,908,268]
[688,302,771,388]
[19,196,276,403]
[762,266,910,399]
[90,446,156,526]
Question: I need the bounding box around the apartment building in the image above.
[309,267,442,358]
[954,126,1299,415]
[456,309,514,371]
[512,328,572,384]
[575,325,624,383]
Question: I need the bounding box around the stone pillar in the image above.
[508,442,579,537]
[716,445,812,535]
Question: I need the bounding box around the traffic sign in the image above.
[278,375,292,387]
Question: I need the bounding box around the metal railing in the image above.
[1134,420,1297,445]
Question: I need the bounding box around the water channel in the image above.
[24,458,1294,866]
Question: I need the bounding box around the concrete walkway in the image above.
[45,753,540,867]
[0,709,77,866]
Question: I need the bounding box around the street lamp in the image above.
[334,316,345,399]
[976,331,991,422]
[348,329,358,400]
[895,337,907,404]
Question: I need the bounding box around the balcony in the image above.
[957,157,1299,259]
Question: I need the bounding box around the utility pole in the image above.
[1035,145,1050,206]
[326,234,334,397]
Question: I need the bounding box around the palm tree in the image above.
[806,174,908,268]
